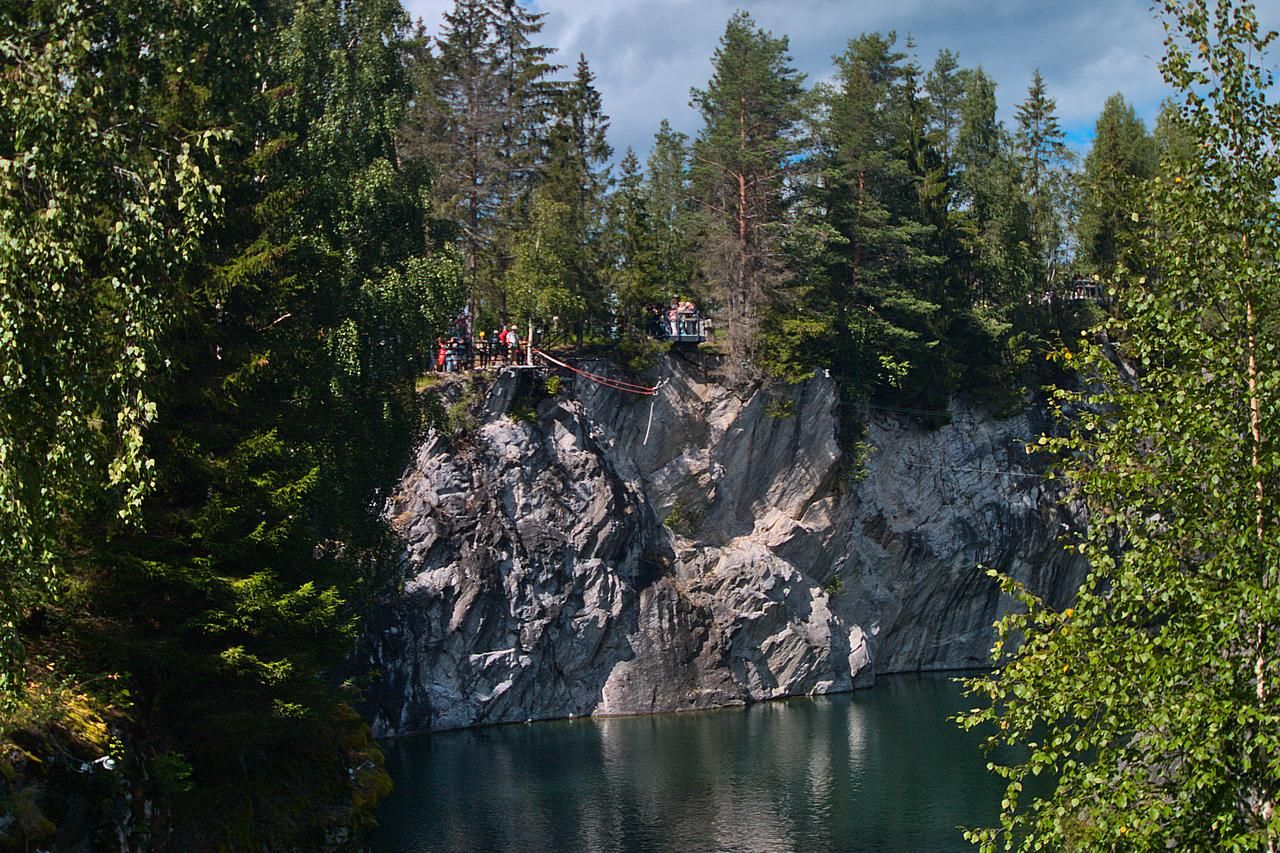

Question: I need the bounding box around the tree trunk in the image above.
[1245,291,1275,851]
[737,96,751,354]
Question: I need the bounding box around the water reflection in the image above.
[371,675,1004,852]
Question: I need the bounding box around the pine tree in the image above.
[690,10,805,378]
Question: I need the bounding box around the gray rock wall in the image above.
[360,357,1084,736]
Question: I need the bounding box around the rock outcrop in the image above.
[360,356,1084,736]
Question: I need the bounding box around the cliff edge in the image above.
[360,355,1083,736]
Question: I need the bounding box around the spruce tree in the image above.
[1076,93,1157,275]
[1014,70,1074,284]
[408,0,557,323]
[955,67,1002,201]
[645,120,698,301]
[954,67,1037,308]
[490,0,560,289]
[606,148,662,334]
[818,31,944,401]
[925,49,965,169]
[541,53,612,345]
[423,0,503,298]
[1154,96,1198,171]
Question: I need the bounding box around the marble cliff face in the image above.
[359,356,1084,736]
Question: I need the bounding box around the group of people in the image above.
[433,323,526,373]
[649,297,701,340]
[435,297,704,376]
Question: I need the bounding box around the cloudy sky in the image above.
[402,0,1280,160]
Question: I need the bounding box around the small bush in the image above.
[445,382,479,436]
[615,334,669,374]
[764,397,796,418]
[509,405,537,424]
[663,499,705,537]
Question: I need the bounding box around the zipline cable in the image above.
[532,348,659,396]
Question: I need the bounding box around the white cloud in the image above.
[403,0,1280,159]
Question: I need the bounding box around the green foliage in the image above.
[839,439,876,485]
[3,0,461,845]
[615,333,670,374]
[508,405,539,424]
[1154,96,1198,168]
[505,188,584,323]
[645,121,699,299]
[541,53,612,344]
[1014,70,1076,282]
[605,148,664,335]
[402,0,557,321]
[764,397,797,419]
[961,3,1280,848]
[152,752,196,797]
[691,11,806,376]
[925,49,965,167]
[789,31,947,404]
[603,124,699,344]
[446,382,481,436]
[1075,93,1158,275]
[662,499,705,538]
[0,0,224,698]
[544,375,564,397]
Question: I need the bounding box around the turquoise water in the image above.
[371,674,1007,852]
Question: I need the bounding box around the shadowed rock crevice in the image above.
[359,357,1084,736]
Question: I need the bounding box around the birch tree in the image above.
[963,3,1280,848]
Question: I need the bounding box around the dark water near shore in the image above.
[370,674,1008,852]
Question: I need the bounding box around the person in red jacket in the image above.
[507,326,520,362]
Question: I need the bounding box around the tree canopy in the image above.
[3,0,1252,845]
[962,2,1280,848]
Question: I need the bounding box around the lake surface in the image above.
[370,674,1009,852]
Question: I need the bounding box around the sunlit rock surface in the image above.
[360,356,1083,736]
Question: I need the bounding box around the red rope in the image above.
[534,350,652,391]
[532,348,657,396]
